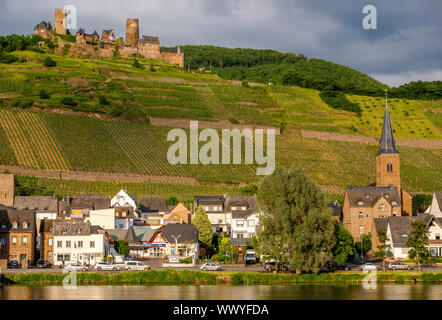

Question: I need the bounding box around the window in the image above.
[436,233,440,240]
[236,220,244,227]
[11,237,17,245]
[12,221,18,229]
[387,163,393,173]
[22,221,28,229]
[359,212,363,219]
[66,241,71,248]
[90,241,95,248]
[248,220,255,227]
[379,203,386,211]
[1,222,5,229]
[0,238,5,245]
[237,233,244,239]
[57,241,62,248]
[48,238,53,246]
[218,219,223,224]
[359,226,364,234]
[22,237,28,245]
[48,252,53,259]
[78,241,83,248]
[358,201,364,206]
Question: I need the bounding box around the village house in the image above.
[371,213,442,259]
[52,220,110,266]
[134,226,157,257]
[194,195,231,235]
[425,192,442,217]
[146,224,199,262]
[106,227,142,258]
[139,197,166,218]
[33,21,53,38]
[39,218,55,264]
[229,196,260,243]
[111,189,138,211]
[14,195,58,249]
[163,202,192,224]
[0,209,36,268]
[343,100,413,241]
[58,194,110,220]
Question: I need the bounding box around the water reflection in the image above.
[1,284,442,300]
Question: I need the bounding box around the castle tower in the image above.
[54,8,67,35]
[126,18,139,46]
[376,97,401,194]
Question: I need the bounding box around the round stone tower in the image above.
[126,18,139,46]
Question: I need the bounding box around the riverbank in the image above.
[2,270,442,285]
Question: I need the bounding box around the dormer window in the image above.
[392,201,397,206]
[1,221,6,229]
[22,221,28,229]
[358,201,364,206]
[379,204,386,211]
[12,221,18,229]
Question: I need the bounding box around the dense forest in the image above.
[175,45,441,100]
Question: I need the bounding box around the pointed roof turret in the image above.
[378,91,398,155]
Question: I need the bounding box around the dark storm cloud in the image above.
[0,0,440,86]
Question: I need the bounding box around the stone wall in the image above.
[0,174,14,207]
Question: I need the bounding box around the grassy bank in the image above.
[3,270,442,285]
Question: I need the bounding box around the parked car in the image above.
[8,260,20,268]
[360,263,380,271]
[245,251,257,264]
[388,261,413,270]
[36,259,52,268]
[200,262,222,271]
[64,263,89,272]
[94,261,120,271]
[124,261,150,271]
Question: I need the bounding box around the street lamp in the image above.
[171,234,181,257]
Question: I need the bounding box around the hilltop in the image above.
[0,48,440,201]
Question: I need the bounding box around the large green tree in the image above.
[355,234,372,263]
[192,205,214,246]
[257,165,336,274]
[374,228,393,271]
[407,220,430,272]
[114,240,130,255]
[332,221,354,266]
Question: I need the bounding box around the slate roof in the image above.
[378,102,398,155]
[0,210,35,233]
[160,224,198,243]
[139,197,166,213]
[328,202,342,219]
[194,195,225,208]
[139,35,160,44]
[14,196,58,212]
[134,227,156,242]
[345,186,401,208]
[231,238,249,246]
[59,195,110,217]
[374,214,436,248]
[115,206,136,219]
[52,220,91,236]
[34,21,52,31]
[106,227,140,244]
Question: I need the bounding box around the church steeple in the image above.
[378,92,398,155]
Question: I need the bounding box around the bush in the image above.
[229,117,239,124]
[319,90,361,114]
[133,59,144,69]
[242,80,249,87]
[179,257,193,264]
[211,254,221,261]
[39,89,50,99]
[43,57,57,67]
[0,53,19,64]
[60,96,77,106]
[98,95,110,106]
[150,65,156,72]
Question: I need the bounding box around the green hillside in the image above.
[0,49,441,201]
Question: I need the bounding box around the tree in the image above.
[132,59,144,69]
[257,165,336,274]
[412,194,433,214]
[192,205,214,246]
[407,220,430,272]
[374,228,393,271]
[114,240,130,255]
[332,221,354,266]
[43,57,56,67]
[166,196,179,206]
[355,234,372,262]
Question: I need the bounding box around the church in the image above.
[343,99,412,241]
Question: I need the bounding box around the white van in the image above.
[245,250,257,264]
[124,261,150,271]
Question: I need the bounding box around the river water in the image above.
[1,284,442,300]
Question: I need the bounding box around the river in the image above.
[1,284,442,300]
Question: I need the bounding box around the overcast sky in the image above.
[0,0,441,87]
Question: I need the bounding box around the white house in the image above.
[231,212,260,240]
[111,189,137,210]
[425,192,442,217]
[373,213,442,259]
[87,208,115,230]
[52,220,110,266]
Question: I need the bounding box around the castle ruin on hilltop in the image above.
[34,8,184,67]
